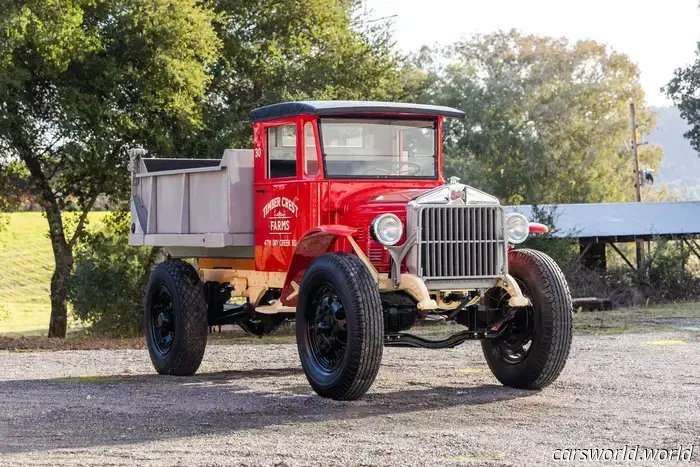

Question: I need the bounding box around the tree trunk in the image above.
[45,203,73,338]
[48,250,73,338]
[17,147,74,338]
[15,134,100,337]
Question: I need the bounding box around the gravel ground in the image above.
[0,331,699,466]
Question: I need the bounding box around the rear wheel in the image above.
[144,259,208,376]
[482,249,573,389]
[296,253,383,400]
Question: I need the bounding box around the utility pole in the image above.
[629,103,643,203]
[629,102,645,271]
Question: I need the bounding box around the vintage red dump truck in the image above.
[129,101,573,400]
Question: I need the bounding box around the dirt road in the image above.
[1,331,698,466]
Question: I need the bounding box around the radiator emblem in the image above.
[450,188,466,203]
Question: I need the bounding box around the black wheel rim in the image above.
[494,278,535,364]
[150,285,175,355]
[306,284,347,372]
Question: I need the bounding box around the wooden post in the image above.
[579,241,607,270]
[630,103,645,272]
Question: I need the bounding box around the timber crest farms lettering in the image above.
[263,196,299,234]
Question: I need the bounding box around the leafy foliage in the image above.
[666,30,700,155]
[646,106,700,201]
[645,238,700,303]
[0,0,221,207]
[177,0,411,155]
[0,160,25,239]
[0,0,220,336]
[68,212,160,337]
[420,30,663,205]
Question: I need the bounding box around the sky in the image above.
[367,0,700,107]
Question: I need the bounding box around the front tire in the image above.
[296,253,383,400]
[482,249,573,389]
[144,259,208,376]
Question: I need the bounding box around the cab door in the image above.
[254,117,322,272]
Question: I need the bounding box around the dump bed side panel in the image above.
[188,171,228,233]
[128,149,255,258]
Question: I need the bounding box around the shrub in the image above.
[564,265,642,308]
[645,238,700,302]
[68,212,161,337]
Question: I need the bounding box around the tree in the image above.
[666,22,700,154]
[177,0,411,155]
[0,0,220,337]
[424,30,663,205]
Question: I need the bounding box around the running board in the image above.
[384,331,489,349]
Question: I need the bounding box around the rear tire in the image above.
[144,259,208,376]
[482,249,573,389]
[296,253,383,400]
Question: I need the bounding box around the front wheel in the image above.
[296,253,383,400]
[144,259,208,376]
[482,249,573,389]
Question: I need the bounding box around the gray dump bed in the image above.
[128,149,255,259]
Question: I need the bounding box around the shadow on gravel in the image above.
[0,368,533,455]
[49,367,306,384]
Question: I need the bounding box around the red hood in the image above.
[330,185,435,214]
[326,183,440,273]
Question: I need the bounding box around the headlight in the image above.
[505,213,529,244]
[371,214,403,246]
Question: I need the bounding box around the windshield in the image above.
[320,118,437,178]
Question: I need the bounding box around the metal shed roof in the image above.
[250,100,466,122]
[505,201,700,242]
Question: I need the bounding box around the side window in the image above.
[303,122,319,176]
[267,124,297,178]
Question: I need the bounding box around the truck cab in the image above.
[129,101,573,401]
[250,101,455,274]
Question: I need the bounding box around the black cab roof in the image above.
[250,100,466,122]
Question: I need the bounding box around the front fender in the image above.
[280,225,358,305]
[529,222,549,234]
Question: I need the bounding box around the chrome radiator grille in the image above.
[417,205,507,282]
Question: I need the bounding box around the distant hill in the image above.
[648,106,700,200]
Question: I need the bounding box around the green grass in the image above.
[0,211,107,336]
[574,301,700,334]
